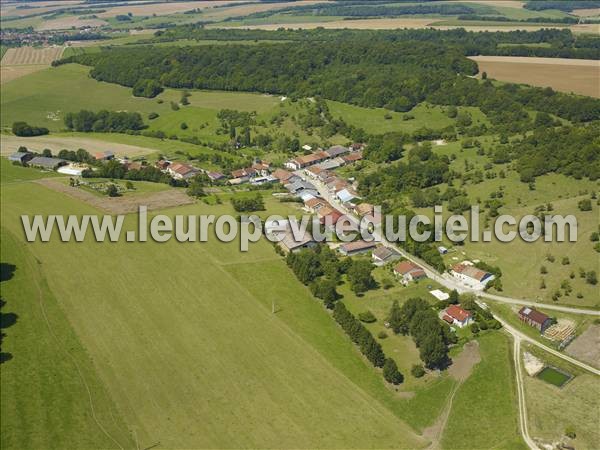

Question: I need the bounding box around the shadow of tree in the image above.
[0,263,18,364]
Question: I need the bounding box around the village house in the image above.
[207,171,225,182]
[306,165,325,178]
[518,307,552,333]
[338,240,377,256]
[28,156,67,170]
[168,163,199,180]
[342,151,363,165]
[251,161,271,177]
[272,168,296,184]
[285,179,317,195]
[354,203,374,217]
[450,263,494,290]
[319,208,344,229]
[316,157,345,171]
[8,151,33,164]
[336,188,360,204]
[230,167,257,182]
[304,197,329,213]
[284,151,329,171]
[155,159,171,171]
[325,145,349,158]
[371,246,401,266]
[442,305,473,328]
[394,260,427,283]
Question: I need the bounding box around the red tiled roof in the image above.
[320,209,344,225]
[272,168,293,182]
[394,260,422,275]
[343,152,363,163]
[341,240,376,252]
[446,305,471,322]
[443,315,454,324]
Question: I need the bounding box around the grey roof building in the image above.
[28,156,67,170]
[8,152,33,163]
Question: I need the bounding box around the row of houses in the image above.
[284,145,363,171]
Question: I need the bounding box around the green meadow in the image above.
[1,173,429,449]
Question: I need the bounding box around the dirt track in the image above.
[36,179,195,214]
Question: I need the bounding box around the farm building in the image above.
[518,307,552,333]
[285,179,316,195]
[394,260,426,283]
[275,228,318,254]
[156,159,171,170]
[338,240,377,256]
[8,151,33,163]
[443,305,473,328]
[450,263,494,290]
[57,164,87,176]
[231,167,257,182]
[316,157,344,171]
[438,246,448,254]
[93,151,114,161]
[372,246,401,266]
[28,156,67,170]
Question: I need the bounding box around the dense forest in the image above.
[61,33,600,127]
[524,1,600,12]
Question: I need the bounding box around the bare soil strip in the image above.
[36,179,194,215]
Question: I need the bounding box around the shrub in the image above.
[470,322,479,334]
[578,199,592,211]
[411,364,425,378]
[378,331,388,339]
[148,112,159,120]
[106,184,119,197]
[565,426,576,439]
[358,311,377,323]
[383,358,404,385]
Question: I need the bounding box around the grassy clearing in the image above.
[0,180,426,449]
[0,229,132,449]
[441,331,525,449]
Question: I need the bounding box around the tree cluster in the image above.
[64,110,145,133]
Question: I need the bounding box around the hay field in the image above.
[1,46,63,65]
[0,65,48,84]
[0,134,157,158]
[469,56,600,98]
[0,1,82,17]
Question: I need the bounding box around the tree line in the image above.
[64,110,145,133]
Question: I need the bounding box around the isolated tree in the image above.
[347,260,376,294]
[387,300,403,335]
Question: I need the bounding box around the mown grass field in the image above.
[1,174,428,449]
